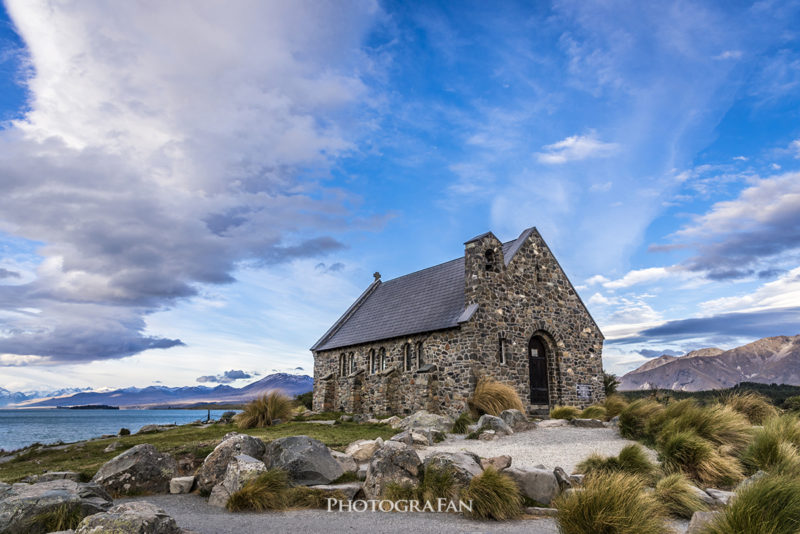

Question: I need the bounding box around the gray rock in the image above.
[397,411,454,433]
[389,430,430,447]
[308,483,363,500]
[476,414,513,435]
[383,416,403,428]
[553,467,572,492]
[737,470,767,490]
[570,418,605,428]
[0,479,112,534]
[136,424,169,434]
[195,433,266,493]
[478,429,497,441]
[506,467,561,506]
[169,476,195,495]
[344,438,383,462]
[499,409,528,430]
[686,511,720,533]
[423,452,482,490]
[537,419,568,428]
[705,488,735,506]
[75,501,181,534]
[330,451,358,474]
[91,443,178,496]
[103,441,121,453]
[264,436,343,486]
[218,411,236,424]
[687,484,716,507]
[480,455,512,471]
[357,463,369,481]
[208,454,267,508]
[524,506,558,517]
[364,441,422,499]
[568,474,585,486]
[609,415,620,426]
[21,471,81,483]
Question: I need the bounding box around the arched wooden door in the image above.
[528,336,549,404]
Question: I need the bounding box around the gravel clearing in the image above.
[418,423,658,473]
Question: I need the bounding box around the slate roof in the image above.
[311,231,527,352]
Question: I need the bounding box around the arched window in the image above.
[369,349,376,374]
[379,347,386,371]
[485,249,497,272]
[416,341,424,367]
[339,353,346,376]
[348,352,355,374]
[404,343,412,371]
[498,335,507,365]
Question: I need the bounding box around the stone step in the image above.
[528,404,550,418]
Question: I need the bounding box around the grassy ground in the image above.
[0,420,396,483]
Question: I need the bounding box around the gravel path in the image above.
[418,423,658,473]
[121,494,559,534]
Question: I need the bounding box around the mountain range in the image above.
[619,335,800,392]
[4,373,313,408]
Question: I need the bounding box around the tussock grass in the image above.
[576,444,658,482]
[743,415,800,474]
[658,429,743,487]
[618,399,665,441]
[579,405,607,420]
[654,473,707,519]
[468,378,524,417]
[603,394,628,418]
[702,474,800,534]
[452,412,474,434]
[460,467,522,520]
[23,503,84,534]
[721,391,779,425]
[554,473,668,534]
[235,392,294,429]
[550,405,581,420]
[226,468,343,511]
[383,465,460,504]
[660,401,752,453]
[384,481,417,500]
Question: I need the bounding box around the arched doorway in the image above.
[528,336,549,404]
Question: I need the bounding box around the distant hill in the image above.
[17,373,313,408]
[0,387,93,407]
[619,335,800,392]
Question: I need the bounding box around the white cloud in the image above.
[602,267,673,289]
[590,181,613,192]
[791,139,800,158]
[700,267,800,315]
[733,156,748,161]
[586,274,610,285]
[714,50,742,60]
[535,133,619,164]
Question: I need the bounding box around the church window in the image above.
[349,352,355,374]
[379,347,386,371]
[404,343,412,371]
[369,349,376,374]
[416,342,424,367]
[499,335,507,365]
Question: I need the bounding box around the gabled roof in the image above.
[311,230,530,352]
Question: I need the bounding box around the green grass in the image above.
[618,398,665,442]
[701,474,800,534]
[657,429,743,487]
[550,405,581,420]
[742,415,800,474]
[579,405,607,420]
[460,467,522,520]
[654,473,707,519]
[452,412,474,434]
[554,472,668,534]
[0,420,396,483]
[721,391,779,425]
[576,444,658,483]
[659,401,752,453]
[604,394,628,418]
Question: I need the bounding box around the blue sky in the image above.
[0,0,799,392]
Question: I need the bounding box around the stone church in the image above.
[311,227,605,417]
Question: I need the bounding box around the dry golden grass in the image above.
[603,394,628,418]
[550,405,581,420]
[460,467,523,520]
[468,377,524,417]
[235,391,294,429]
[654,473,707,519]
[721,391,779,425]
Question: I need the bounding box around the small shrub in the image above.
[118,428,131,436]
[383,481,417,501]
[742,415,800,473]
[603,372,620,396]
[452,412,473,434]
[226,469,290,511]
[295,391,313,410]
[702,474,800,534]
[284,486,342,509]
[468,377,524,417]
[419,465,457,503]
[660,402,752,453]
[722,391,779,425]
[235,391,294,429]
[658,429,743,487]
[580,405,607,420]
[576,444,657,482]
[460,467,522,520]
[465,431,480,440]
[603,394,628,418]
[654,473,706,519]
[618,399,665,441]
[23,503,84,533]
[555,472,668,534]
[783,395,800,412]
[550,405,581,420]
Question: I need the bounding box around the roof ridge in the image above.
[310,279,382,351]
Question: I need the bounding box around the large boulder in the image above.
[264,436,343,486]
[169,476,195,495]
[344,438,383,462]
[20,471,81,484]
[363,441,422,499]
[686,511,720,534]
[480,455,512,471]
[208,454,267,507]
[506,467,560,506]
[330,451,358,474]
[195,433,266,493]
[91,444,178,496]
[499,409,528,430]
[0,479,112,534]
[476,414,513,436]
[75,501,181,534]
[422,452,482,489]
[389,430,431,447]
[397,411,454,433]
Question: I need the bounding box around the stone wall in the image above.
[312,228,605,417]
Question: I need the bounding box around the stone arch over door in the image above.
[321,378,336,412]
[526,327,563,407]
